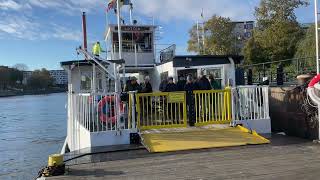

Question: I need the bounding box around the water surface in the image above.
[0,93,67,180]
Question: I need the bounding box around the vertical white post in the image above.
[135,44,138,66]
[318,105,320,140]
[201,9,205,54]
[130,92,136,129]
[113,0,122,133]
[129,3,133,25]
[92,64,96,93]
[196,21,200,53]
[315,0,320,74]
[117,0,122,60]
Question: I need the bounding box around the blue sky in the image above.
[0,0,315,70]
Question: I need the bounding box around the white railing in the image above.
[232,86,270,124]
[66,92,137,152]
[69,92,136,133]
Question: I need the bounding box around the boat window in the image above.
[206,68,222,80]
[80,73,91,91]
[113,32,153,53]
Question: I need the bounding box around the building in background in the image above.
[22,70,68,86]
[232,21,255,54]
[49,70,68,86]
[22,71,32,85]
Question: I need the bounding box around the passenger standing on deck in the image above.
[164,77,177,122]
[209,74,221,90]
[124,77,141,92]
[177,76,187,91]
[197,75,212,90]
[159,79,168,92]
[185,75,197,126]
[141,76,153,93]
[92,41,105,57]
[164,77,177,92]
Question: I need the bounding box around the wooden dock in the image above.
[49,135,320,180]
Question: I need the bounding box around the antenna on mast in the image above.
[201,8,205,54]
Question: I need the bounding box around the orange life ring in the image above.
[97,96,124,123]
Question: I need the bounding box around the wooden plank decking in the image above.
[49,135,320,180]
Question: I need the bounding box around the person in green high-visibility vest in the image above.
[92,41,105,57]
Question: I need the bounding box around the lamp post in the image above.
[315,0,319,74]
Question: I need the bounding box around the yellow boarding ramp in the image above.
[136,90,270,153]
[141,126,270,153]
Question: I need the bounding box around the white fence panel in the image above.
[232,86,271,134]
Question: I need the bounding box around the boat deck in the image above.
[49,134,320,180]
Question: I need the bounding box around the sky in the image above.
[0,0,315,70]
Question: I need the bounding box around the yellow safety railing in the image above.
[136,92,187,130]
[193,89,232,126]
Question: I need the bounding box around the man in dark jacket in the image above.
[164,77,177,92]
[124,77,142,92]
[197,75,212,90]
[159,79,168,92]
[141,76,153,93]
[176,76,186,91]
[185,75,197,126]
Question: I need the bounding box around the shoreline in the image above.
[0,89,67,98]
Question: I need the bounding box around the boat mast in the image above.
[115,0,122,93]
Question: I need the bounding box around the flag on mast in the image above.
[107,0,131,13]
[106,0,116,12]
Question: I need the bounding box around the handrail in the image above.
[76,47,116,79]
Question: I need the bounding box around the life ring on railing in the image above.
[307,74,320,105]
[97,96,124,124]
[308,74,320,88]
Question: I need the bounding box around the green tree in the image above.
[13,63,29,71]
[255,0,309,29]
[295,25,317,68]
[187,15,236,55]
[9,68,23,85]
[187,24,201,54]
[0,66,23,89]
[243,36,267,65]
[28,68,53,89]
[243,0,307,64]
[0,66,10,90]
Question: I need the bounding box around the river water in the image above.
[0,93,67,180]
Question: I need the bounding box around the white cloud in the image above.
[0,14,82,41]
[52,26,82,41]
[0,0,261,41]
[27,0,104,14]
[0,0,31,10]
[0,15,40,40]
[133,0,259,22]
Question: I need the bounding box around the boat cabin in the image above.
[105,25,156,67]
[151,55,242,90]
[60,54,242,94]
[59,24,271,154]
